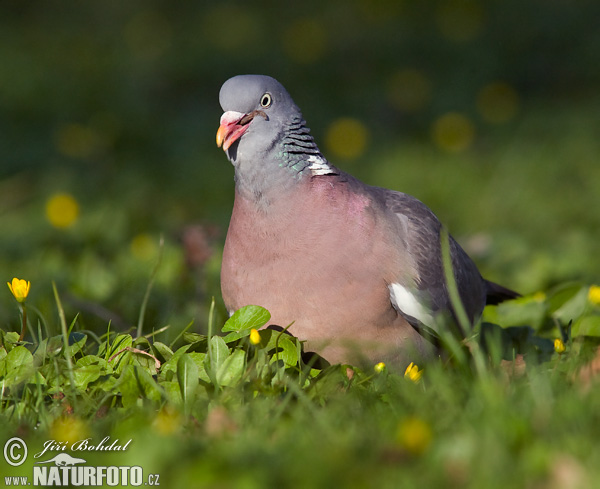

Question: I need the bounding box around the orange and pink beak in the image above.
[217,109,268,151]
[216,111,249,151]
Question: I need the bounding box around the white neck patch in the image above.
[307,155,335,176]
[389,283,436,330]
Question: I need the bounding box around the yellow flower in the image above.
[45,193,79,229]
[588,285,600,306]
[404,362,423,383]
[554,338,566,354]
[374,362,386,374]
[7,278,30,303]
[431,112,475,153]
[249,328,261,345]
[50,416,90,444]
[152,407,181,436]
[325,118,369,160]
[397,417,432,455]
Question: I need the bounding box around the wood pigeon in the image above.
[216,74,518,367]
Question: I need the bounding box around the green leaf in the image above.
[107,334,133,358]
[161,380,183,404]
[130,351,159,376]
[222,330,250,343]
[547,283,585,313]
[106,334,133,373]
[159,344,191,377]
[73,365,102,390]
[0,346,35,387]
[133,336,151,349]
[118,365,163,408]
[572,316,600,337]
[186,352,210,383]
[76,354,111,372]
[552,287,589,324]
[222,305,271,333]
[217,349,246,386]
[182,332,207,344]
[0,331,19,352]
[177,354,199,407]
[67,332,87,356]
[483,295,547,330]
[270,336,299,368]
[151,341,174,363]
[46,336,64,356]
[5,345,33,368]
[93,375,119,394]
[208,335,230,371]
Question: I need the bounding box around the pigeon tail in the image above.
[484,280,520,305]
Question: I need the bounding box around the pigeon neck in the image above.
[234,116,338,206]
[277,116,338,177]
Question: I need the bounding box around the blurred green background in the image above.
[1,0,599,340]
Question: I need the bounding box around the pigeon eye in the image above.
[260,93,272,108]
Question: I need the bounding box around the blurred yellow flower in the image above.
[404,362,423,383]
[374,362,386,373]
[533,291,546,302]
[386,69,432,113]
[325,117,369,160]
[124,10,172,61]
[46,193,80,229]
[249,328,261,345]
[153,407,181,436]
[130,233,158,261]
[50,416,90,444]
[477,82,519,124]
[431,112,475,153]
[435,0,484,43]
[397,416,432,455]
[282,18,327,64]
[55,123,103,159]
[588,285,600,305]
[202,6,260,54]
[554,338,566,354]
[7,278,30,303]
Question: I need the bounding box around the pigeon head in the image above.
[216,75,336,199]
[217,75,301,158]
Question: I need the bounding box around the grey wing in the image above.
[379,188,487,330]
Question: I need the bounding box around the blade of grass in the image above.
[205,297,221,391]
[136,235,164,339]
[440,227,470,333]
[143,324,170,339]
[52,282,77,398]
[169,320,194,350]
[440,227,489,376]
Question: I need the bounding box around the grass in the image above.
[2,270,600,488]
[1,70,600,489]
[1,103,600,485]
[1,3,599,486]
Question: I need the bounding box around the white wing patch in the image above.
[307,155,334,176]
[389,283,436,329]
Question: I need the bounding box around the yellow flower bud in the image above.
[554,338,566,354]
[374,362,386,373]
[7,278,30,303]
[404,362,423,383]
[249,328,261,345]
